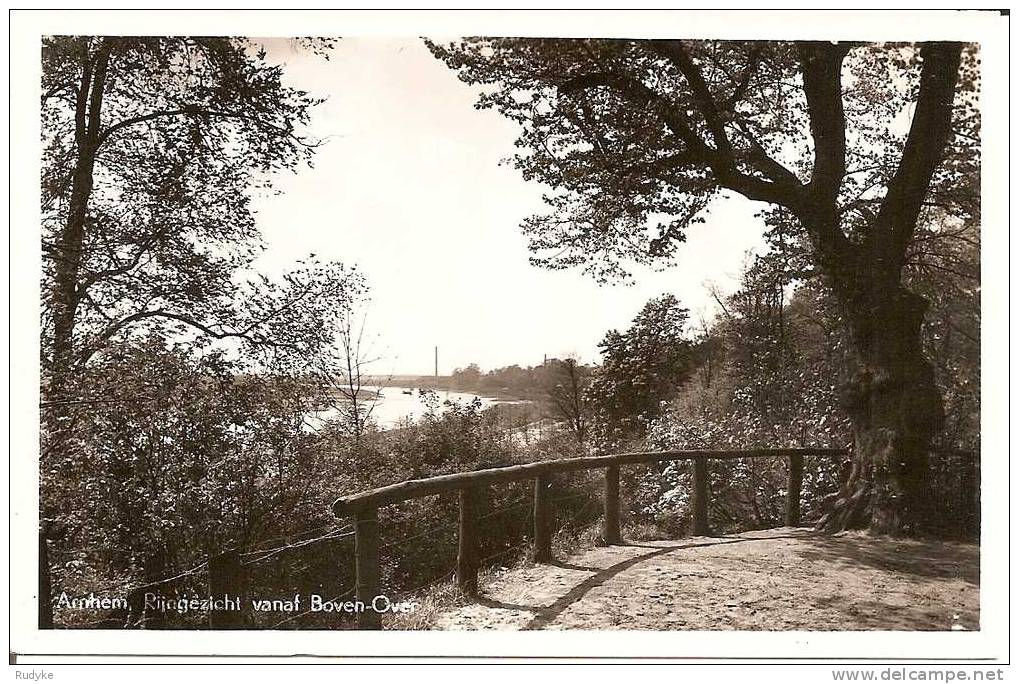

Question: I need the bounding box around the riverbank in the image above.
[315,384,535,430]
[364,375,537,402]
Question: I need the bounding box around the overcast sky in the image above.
[251,37,768,376]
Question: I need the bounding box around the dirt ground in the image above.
[429,527,979,631]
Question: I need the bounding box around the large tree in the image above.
[41,37,354,389]
[38,37,362,626]
[428,38,979,534]
[40,37,364,458]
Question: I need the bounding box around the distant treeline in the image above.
[446,362,582,399]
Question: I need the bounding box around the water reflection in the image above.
[311,386,523,430]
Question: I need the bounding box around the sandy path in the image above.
[432,528,978,631]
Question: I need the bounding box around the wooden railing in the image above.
[331,447,848,629]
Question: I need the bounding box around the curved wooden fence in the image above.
[331,447,848,629]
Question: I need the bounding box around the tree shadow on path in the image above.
[792,533,979,584]
[474,535,803,630]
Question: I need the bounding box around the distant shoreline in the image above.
[362,376,536,403]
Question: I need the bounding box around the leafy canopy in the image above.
[41,36,357,373]
[427,39,978,285]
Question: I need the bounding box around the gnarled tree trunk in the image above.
[799,41,963,536]
[818,285,945,535]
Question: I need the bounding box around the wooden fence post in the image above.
[125,586,148,629]
[207,549,243,629]
[973,453,981,536]
[354,506,381,630]
[532,473,552,563]
[38,528,53,629]
[786,452,805,527]
[457,487,479,596]
[691,456,711,536]
[602,464,622,545]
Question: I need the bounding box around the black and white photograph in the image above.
[7,7,1011,672]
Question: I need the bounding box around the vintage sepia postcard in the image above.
[7,7,1011,674]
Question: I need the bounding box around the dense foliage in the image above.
[633,212,979,537]
[39,36,980,630]
[428,37,980,534]
[39,36,365,628]
[586,294,695,445]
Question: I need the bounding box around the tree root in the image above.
[816,481,872,533]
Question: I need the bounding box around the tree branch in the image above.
[85,40,112,147]
[798,42,852,205]
[654,41,805,196]
[78,231,160,293]
[559,69,802,208]
[96,107,304,149]
[41,80,76,104]
[651,40,732,158]
[719,47,761,112]
[558,71,709,157]
[878,42,963,270]
[92,309,246,346]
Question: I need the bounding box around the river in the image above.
[312,386,527,430]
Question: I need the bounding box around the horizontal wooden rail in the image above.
[330,446,848,629]
[331,448,847,516]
